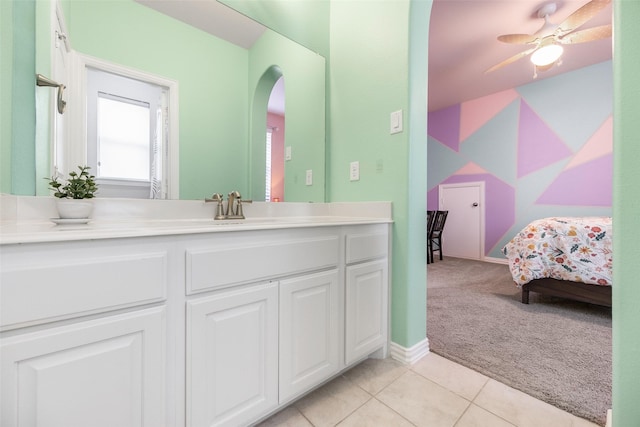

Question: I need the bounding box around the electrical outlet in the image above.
[350,161,360,181]
[306,169,313,186]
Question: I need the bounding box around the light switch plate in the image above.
[390,110,403,134]
[350,161,360,181]
[285,146,292,161]
[305,169,313,186]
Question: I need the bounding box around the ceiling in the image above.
[136,0,613,114]
[428,0,613,112]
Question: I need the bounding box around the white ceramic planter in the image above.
[56,199,94,219]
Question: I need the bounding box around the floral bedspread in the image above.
[502,217,613,287]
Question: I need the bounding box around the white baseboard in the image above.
[390,338,429,365]
[483,256,509,265]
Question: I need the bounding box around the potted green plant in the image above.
[47,166,98,219]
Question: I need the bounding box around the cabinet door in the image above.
[0,307,165,427]
[345,259,389,365]
[279,269,340,403]
[187,282,278,427]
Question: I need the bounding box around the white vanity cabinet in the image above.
[186,282,278,427]
[279,269,341,403]
[1,219,390,427]
[344,226,390,365]
[1,307,166,427]
[0,238,170,427]
[183,228,342,425]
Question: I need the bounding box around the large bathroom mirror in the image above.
[23,0,326,202]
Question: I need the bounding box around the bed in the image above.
[502,217,612,307]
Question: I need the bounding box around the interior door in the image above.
[439,182,484,260]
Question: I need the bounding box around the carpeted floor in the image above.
[427,257,612,426]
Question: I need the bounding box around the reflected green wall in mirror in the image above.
[221,0,330,58]
[248,30,325,202]
[2,0,326,202]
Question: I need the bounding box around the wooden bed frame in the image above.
[521,278,612,308]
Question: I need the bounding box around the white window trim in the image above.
[66,51,180,199]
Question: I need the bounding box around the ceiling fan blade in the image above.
[558,24,612,44]
[485,47,537,73]
[497,33,538,45]
[556,0,612,35]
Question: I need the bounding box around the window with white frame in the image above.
[87,67,167,199]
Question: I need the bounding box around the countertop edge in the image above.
[0,217,394,245]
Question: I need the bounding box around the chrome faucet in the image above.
[206,191,252,220]
[225,190,252,219]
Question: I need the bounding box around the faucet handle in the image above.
[236,198,252,219]
[205,193,225,220]
[205,193,223,203]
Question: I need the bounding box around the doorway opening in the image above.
[266,76,285,202]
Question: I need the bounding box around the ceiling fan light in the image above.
[530,44,564,66]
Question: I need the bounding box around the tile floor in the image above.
[257,353,599,427]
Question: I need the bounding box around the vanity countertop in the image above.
[0,216,392,245]
[0,196,392,245]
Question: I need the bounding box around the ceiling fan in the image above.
[485,0,612,75]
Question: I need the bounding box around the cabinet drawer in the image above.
[345,227,388,264]
[186,234,339,294]
[1,241,168,330]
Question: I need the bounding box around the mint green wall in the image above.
[406,0,430,347]
[66,0,248,200]
[328,0,429,348]
[248,29,326,202]
[221,0,330,58]
[613,1,640,425]
[3,0,37,195]
[0,0,14,193]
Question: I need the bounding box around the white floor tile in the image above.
[377,370,470,427]
[342,357,408,395]
[473,379,575,427]
[412,352,489,401]
[256,356,598,427]
[294,376,371,427]
[336,398,414,427]
[455,403,516,427]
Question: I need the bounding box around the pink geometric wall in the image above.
[428,61,613,258]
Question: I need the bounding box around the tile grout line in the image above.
[370,396,419,427]
[467,378,519,427]
[347,367,418,427]
[451,400,474,427]
[368,369,421,427]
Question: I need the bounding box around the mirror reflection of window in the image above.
[87,67,167,199]
[267,77,285,202]
[97,94,151,180]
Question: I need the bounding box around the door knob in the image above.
[472,202,479,207]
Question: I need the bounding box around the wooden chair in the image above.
[426,210,436,264]
[428,210,448,263]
